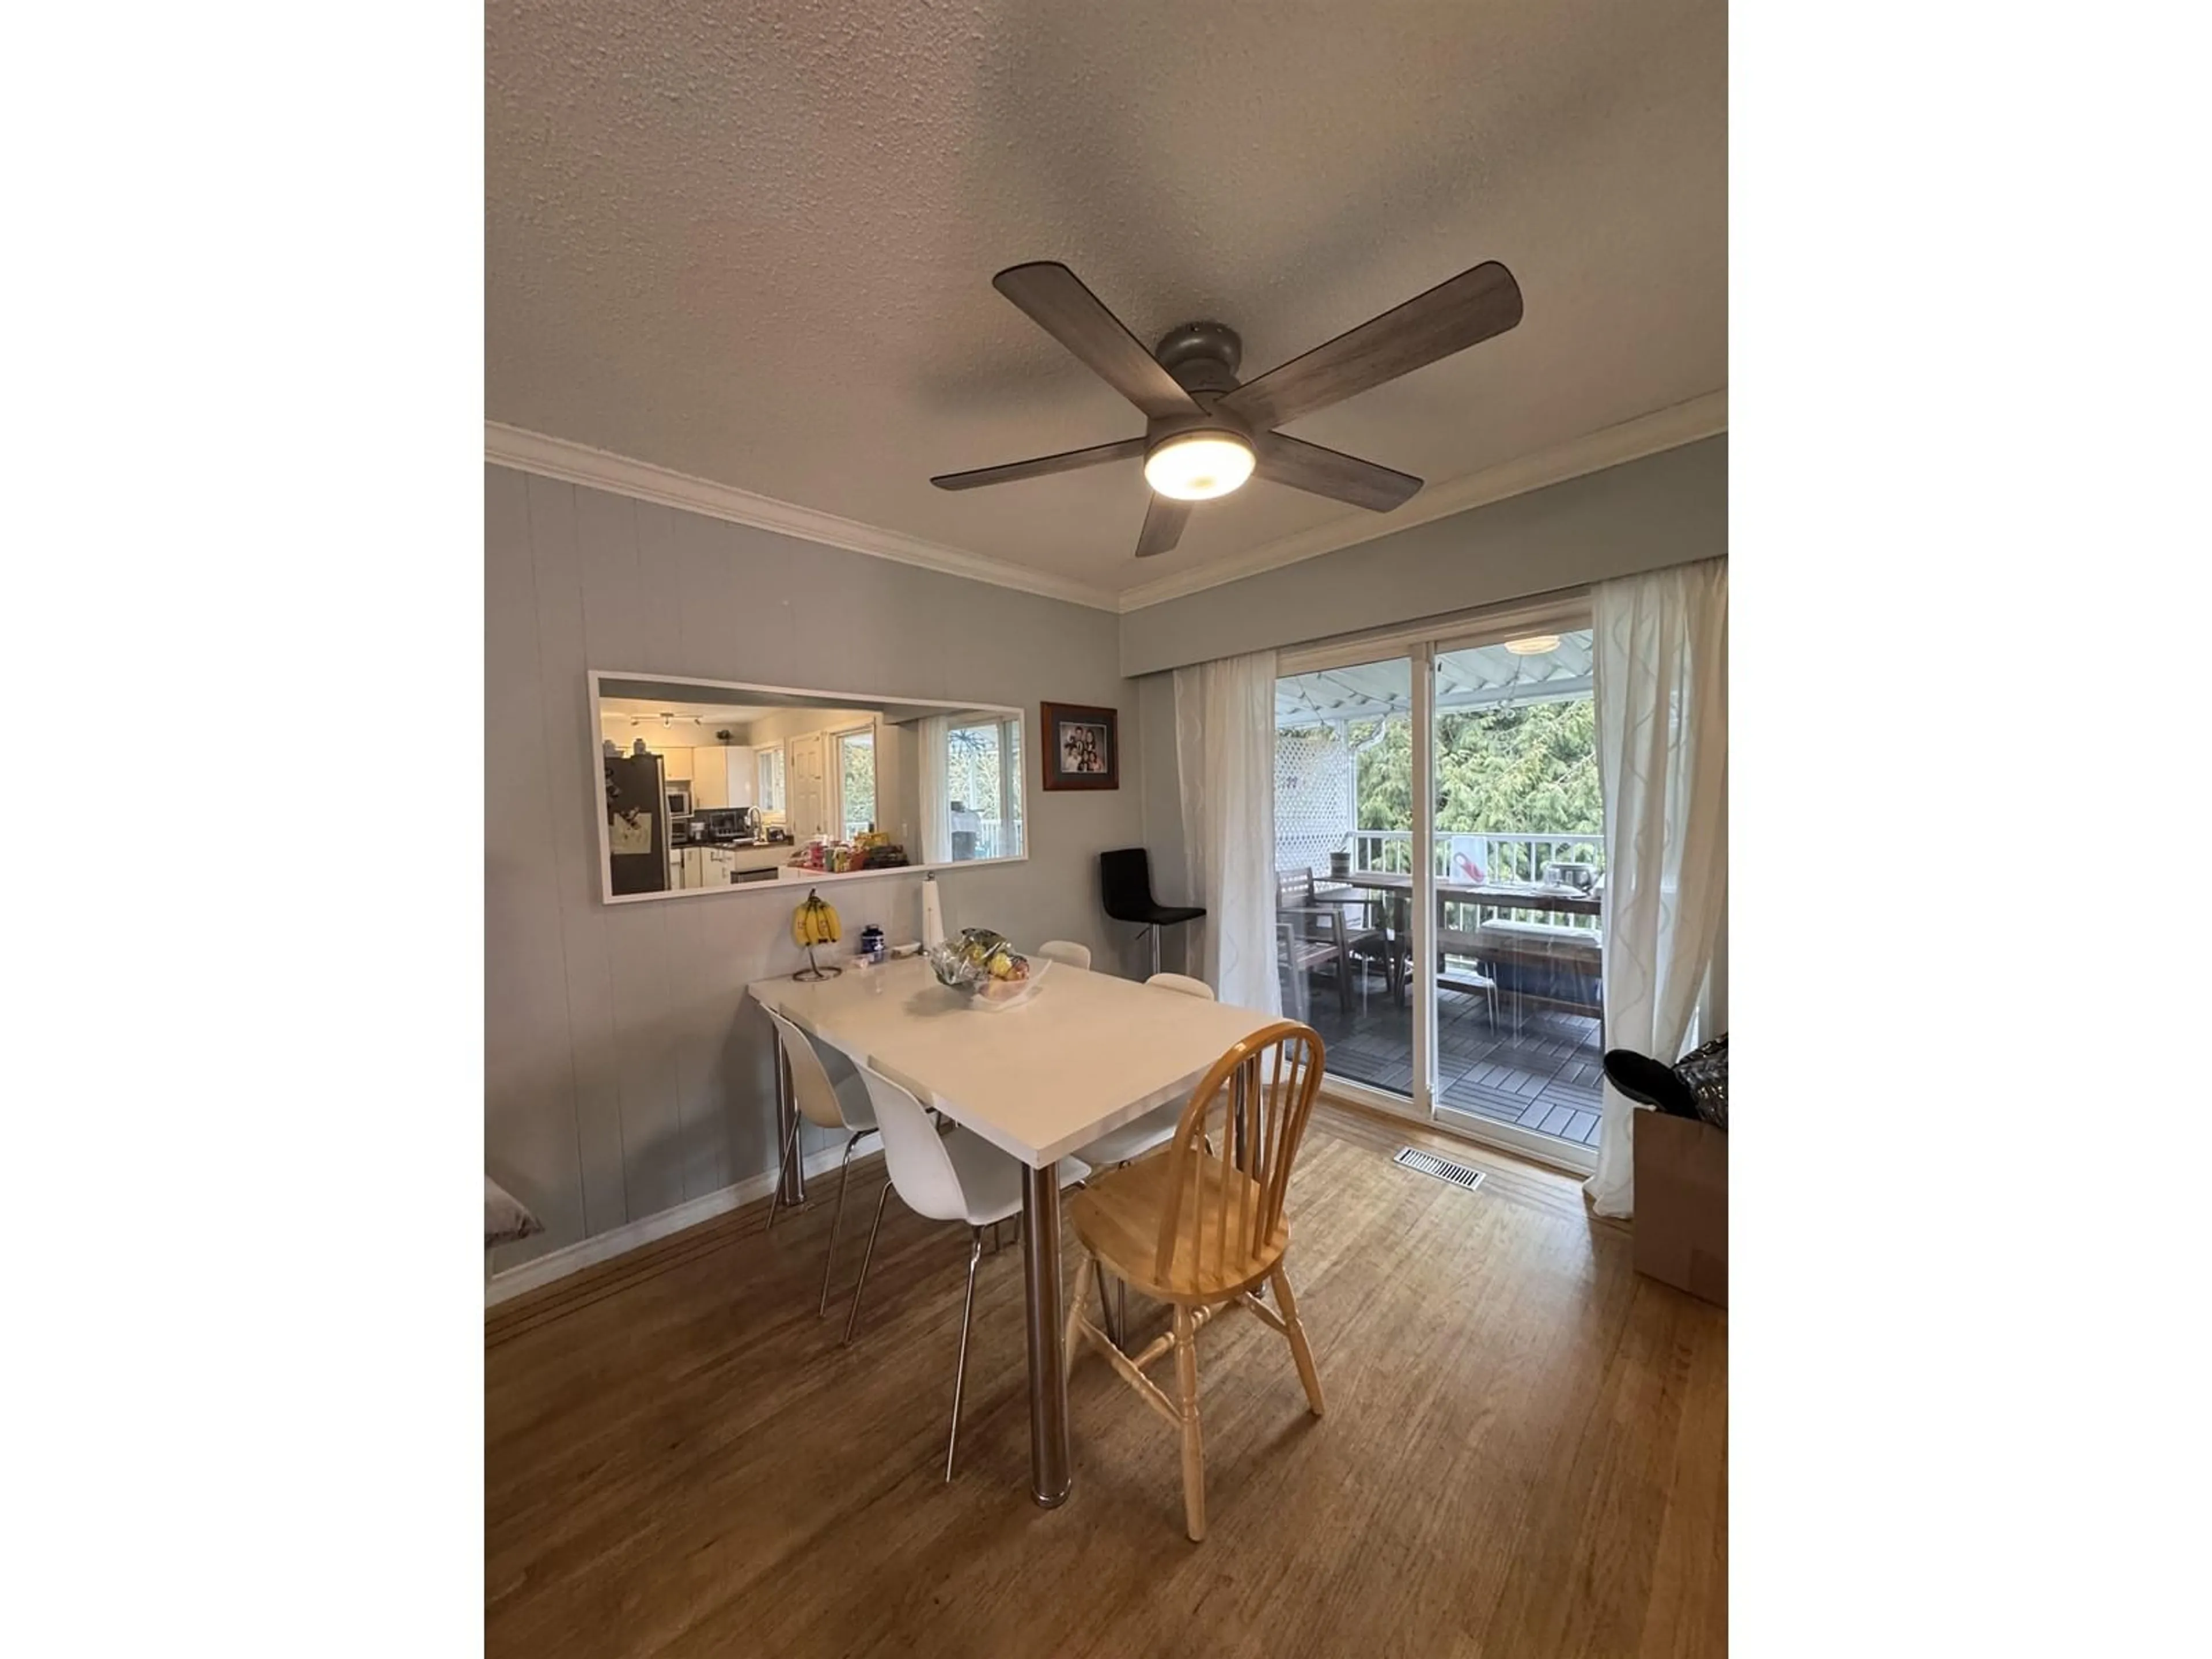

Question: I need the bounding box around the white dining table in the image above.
[745,955,1275,1507]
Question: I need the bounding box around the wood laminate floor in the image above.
[487,1105,1727,1658]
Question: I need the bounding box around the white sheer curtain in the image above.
[1173,650,1283,1015]
[918,715,951,864]
[1586,558,1729,1217]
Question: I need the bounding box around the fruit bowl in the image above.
[926,929,1048,1010]
[965,957,1048,1010]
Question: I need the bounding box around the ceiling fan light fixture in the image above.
[1504,635,1562,656]
[1143,431,1254,502]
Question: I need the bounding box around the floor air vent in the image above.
[1393,1146,1488,1192]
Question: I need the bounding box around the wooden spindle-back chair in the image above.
[1064,1020,1330,1540]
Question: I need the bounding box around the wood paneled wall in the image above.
[486,465,1146,1273]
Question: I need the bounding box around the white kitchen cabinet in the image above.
[680,846,740,888]
[688,744,755,810]
[691,746,729,809]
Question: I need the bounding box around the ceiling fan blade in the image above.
[1219,261,1522,431]
[1134,494,1191,559]
[1252,433,1423,512]
[931,435,1146,491]
[993,262,1202,421]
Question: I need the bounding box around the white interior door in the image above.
[787,732,827,840]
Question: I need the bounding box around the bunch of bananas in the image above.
[790,888,844,981]
[791,889,842,948]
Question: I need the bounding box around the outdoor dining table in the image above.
[1312,871,1605,1033]
[746,957,1276,1508]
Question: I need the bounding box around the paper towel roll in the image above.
[921,875,945,949]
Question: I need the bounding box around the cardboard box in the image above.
[1633,1110,1728,1307]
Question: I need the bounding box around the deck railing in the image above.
[1346,828,1600,881]
[949,816,1013,861]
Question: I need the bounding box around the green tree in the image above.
[840,735,876,835]
[1350,700,1601,868]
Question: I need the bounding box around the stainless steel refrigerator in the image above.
[604,753,669,895]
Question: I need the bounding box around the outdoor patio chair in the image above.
[1435,920,1502,1029]
[1346,889,1408,1012]
[1276,869,1354,1018]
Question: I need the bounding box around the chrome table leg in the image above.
[1020,1162,1071,1508]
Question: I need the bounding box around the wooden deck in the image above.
[1296,972,1606,1149]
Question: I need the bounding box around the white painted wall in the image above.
[486,465,1149,1274]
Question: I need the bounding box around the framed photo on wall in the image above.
[1040,701,1119,791]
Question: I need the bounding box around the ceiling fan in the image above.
[931,259,1523,558]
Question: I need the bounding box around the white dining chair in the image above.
[1035,940,1092,969]
[1145,972,1214,1000]
[1071,972,1218,1169]
[763,1005,881,1317]
[842,1063,1089,1479]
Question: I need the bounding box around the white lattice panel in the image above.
[1273,729,1354,874]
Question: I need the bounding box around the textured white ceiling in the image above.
[487,0,1726,596]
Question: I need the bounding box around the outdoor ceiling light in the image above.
[1504,634,1562,656]
[1144,430,1255,501]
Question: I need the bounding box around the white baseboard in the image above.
[485,1141,859,1309]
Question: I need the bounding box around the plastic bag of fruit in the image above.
[925,928,1034,994]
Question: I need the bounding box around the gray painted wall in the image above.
[486,465,1147,1271]
[1119,435,1728,677]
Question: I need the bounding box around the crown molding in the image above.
[487,392,1725,624]
[484,422,1123,612]
[1112,389,1729,613]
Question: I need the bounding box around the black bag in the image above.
[1603,1033,1728,1132]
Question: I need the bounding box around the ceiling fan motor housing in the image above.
[1144,406,1254,451]
[1147,323,1252,460]
[1153,321,1244,397]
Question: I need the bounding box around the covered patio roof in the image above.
[1276,632,1594,728]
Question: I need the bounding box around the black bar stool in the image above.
[1099,848,1205,978]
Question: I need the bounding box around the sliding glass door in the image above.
[1272,603,1602,1171]
[1272,654,1414,1093]
[1426,627,1605,1161]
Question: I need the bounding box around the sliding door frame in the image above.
[1410,639,1437,1119]
[1278,587,1601,1177]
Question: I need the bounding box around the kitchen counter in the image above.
[676,839,793,862]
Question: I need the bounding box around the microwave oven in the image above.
[666,781,692,821]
